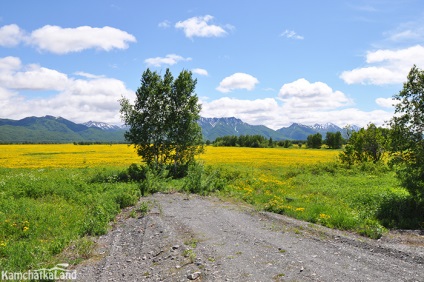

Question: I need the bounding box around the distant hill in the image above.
[199,117,357,141]
[0,115,360,143]
[198,117,282,141]
[276,122,358,141]
[0,116,125,143]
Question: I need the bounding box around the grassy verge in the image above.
[0,167,139,272]
[206,161,422,239]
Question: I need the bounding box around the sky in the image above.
[1,0,424,129]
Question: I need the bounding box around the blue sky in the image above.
[1,0,423,129]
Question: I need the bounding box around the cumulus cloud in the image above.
[144,54,192,67]
[278,78,351,110]
[0,57,133,124]
[280,29,304,40]
[29,25,136,54]
[340,45,424,85]
[175,15,228,38]
[216,73,259,93]
[0,24,25,47]
[0,24,136,54]
[192,68,208,76]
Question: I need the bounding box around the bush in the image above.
[139,166,168,196]
[183,162,227,195]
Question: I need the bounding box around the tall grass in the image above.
[0,168,139,271]
[209,160,420,239]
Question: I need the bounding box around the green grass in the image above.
[209,161,421,239]
[1,154,422,272]
[0,167,139,272]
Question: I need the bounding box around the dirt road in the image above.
[76,193,424,281]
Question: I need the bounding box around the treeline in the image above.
[306,132,344,149]
[210,132,345,149]
[210,135,303,148]
[73,141,128,145]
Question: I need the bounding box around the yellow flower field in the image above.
[200,146,339,167]
[0,144,340,169]
[0,144,140,168]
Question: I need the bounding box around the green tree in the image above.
[339,123,389,165]
[120,68,204,173]
[325,131,343,149]
[389,65,424,202]
[306,133,322,149]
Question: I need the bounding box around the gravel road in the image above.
[75,193,424,281]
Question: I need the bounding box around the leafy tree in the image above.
[213,134,269,148]
[325,131,343,149]
[339,123,389,165]
[120,68,204,173]
[306,133,322,149]
[389,65,424,201]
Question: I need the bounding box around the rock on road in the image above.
[76,193,424,281]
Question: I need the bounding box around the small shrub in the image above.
[139,166,168,196]
[183,162,226,195]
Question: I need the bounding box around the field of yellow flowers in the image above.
[0,144,339,169]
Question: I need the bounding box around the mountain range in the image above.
[0,115,359,143]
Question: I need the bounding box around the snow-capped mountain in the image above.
[312,122,341,132]
[83,121,123,131]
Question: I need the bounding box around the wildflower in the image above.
[23,226,29,232]
[319,213,331,220]
[0,241,6,247]
[295,207,305,212]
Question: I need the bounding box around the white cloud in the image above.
[340,45,424,85]
[201,97,284,128]
[144,54,192,67]
[175,15,228,38]
[8,25,135,54]
[278,78,351,110]
[0,24,25,47]
[0,56,21,71]
[384,18,424,43]
[375,97,399,108]
[201,96,392,130]
[74,71,106,79]
[0,57,133,124]
[158,20,171,29]
[216,73,259,93]
[280,29,304,40]
[0,24,136,54]
[192,68,208,76]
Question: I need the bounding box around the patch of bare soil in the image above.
[75,193,424,281]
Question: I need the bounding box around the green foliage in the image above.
[214,160,421,239]
[325,131,343,149]
[139,166,169,196]
[213,134,270,148]
[306,133,322,149]
[120,68,204,172]
[183,162,227,195]
[277,140,292,148]
[339,123,390,165]
[0,168,139,271]
[389,65,424,203]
